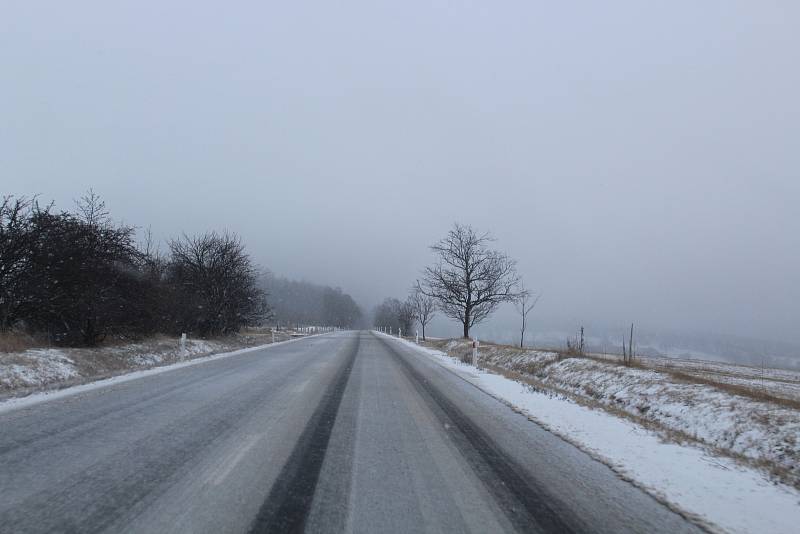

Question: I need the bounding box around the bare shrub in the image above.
[167,232,268,337]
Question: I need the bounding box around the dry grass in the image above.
[662,369,800,410]
[580,353,800,409]
[0,331,44,353]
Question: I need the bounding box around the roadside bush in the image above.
[9,194,147,345]
[166,232,268,337]
[0,192,270,346]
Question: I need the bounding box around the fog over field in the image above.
[3,2,799,358]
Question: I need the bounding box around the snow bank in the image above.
[384,334,800,534]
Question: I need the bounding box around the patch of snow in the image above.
[0,349,79,388]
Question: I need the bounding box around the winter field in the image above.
[0,327,315,399]
[587,350,800,404]
[387,334,800,534]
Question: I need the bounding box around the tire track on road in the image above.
[376,333,579,534]
[249,334,360,534]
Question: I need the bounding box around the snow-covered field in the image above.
[647,357,800,403]
[0,330,300,398]
[588,351,800,403]
[387,334,800,534]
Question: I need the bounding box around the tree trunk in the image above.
[463,307,471,338]
[84,317,96,347]
[422,323,426,341]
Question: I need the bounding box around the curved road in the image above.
[0,331,703,533]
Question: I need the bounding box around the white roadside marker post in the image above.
[415,330,419,344]
[272,328,275,344]
[472,337,479,367]
[180,333,187,359]
[399,328,402,338]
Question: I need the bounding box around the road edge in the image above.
[0,333,333,415]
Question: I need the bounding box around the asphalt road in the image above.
[0,331,703,533]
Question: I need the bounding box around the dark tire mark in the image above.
[375,334,580,534]
[249,335,360,534]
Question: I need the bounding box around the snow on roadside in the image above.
[385,334,800,534]
[124,339,217,367]
[0,333,326,415]
[0,349,79,388]
[440,339,800,488]
[0,338,228,393]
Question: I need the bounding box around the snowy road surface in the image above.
[0,331,703,533]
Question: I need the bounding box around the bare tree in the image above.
[168,232,268,336]
[0,196,35,330]
[514,283,540,348]
[372,297,414,334]
[373,297,401,331]
[409,281,436,340]
[76,189,109,228]
[396,298,415,335]
[421,223,521,338]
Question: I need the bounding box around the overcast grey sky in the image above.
[2,2,799,344]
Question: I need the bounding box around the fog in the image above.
[3,2,799,350]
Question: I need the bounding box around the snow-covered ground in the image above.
[0,332,327,414]
[0,348,80,388]
[586,350,800,403]
[383,333,800,534]
[0,330,302,398]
